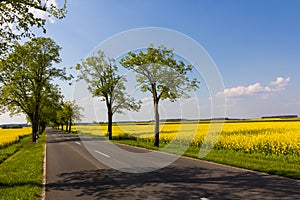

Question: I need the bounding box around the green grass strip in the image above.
[0,134,45,200]
[0,142,22,164]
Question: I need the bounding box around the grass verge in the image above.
[0,142,22,164]
[0,134,45,200]
[112,139,300,179]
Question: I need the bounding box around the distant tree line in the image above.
[52,101,83,132]
[262,115,298,119]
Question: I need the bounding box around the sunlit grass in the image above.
[0,134,45,199]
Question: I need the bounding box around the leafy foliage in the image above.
[0,37,71,141]
[120,44,199,103]
[0,0,67,59]
[76,51,140,115]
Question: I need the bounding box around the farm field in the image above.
[75,119,300,178]
[0,127,32,148]
[75,119,300,156]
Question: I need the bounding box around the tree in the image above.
[120,44,199,146]
[0,37,71,142]
[0,0,67,59]
[56,106,67,130]
[61,100,83,133]
[38,84,64,133]
[76,50,141,140]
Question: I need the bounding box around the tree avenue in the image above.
[58,101,83,133]
[0,37,71,142]
[0,0,67,59]
[120,44,199,147]
[76,50,141,140]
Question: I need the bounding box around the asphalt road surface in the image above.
[45,128,300,200]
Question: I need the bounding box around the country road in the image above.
[45,128,300,200]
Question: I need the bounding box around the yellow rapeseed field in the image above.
[75,119,300,156]
[0,127,32,147]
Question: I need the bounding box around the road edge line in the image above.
[41,134,47,200]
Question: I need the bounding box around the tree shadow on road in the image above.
[45,165,300,200]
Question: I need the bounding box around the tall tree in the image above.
[76,50,141,140]
[120,44,199,146]
[0,0,67,59]
[0,37,71,142]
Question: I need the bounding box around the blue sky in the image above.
[1,0,300,123]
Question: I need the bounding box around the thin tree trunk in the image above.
[68,118,72,133]
[154,101,159,147]
[152,84,160,147]
[107,106,113,140]
[66,121,68,132]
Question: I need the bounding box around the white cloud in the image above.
[269,77,290,91]
[219,76,290,98]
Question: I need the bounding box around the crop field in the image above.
[75,119,300,156]
[0,127,32,148]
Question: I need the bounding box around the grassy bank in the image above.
[112,139,300,179]
[0,134,45,200]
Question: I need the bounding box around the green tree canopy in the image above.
[0,0,67,59]
[61,100,83,133]
[76,50,141,139]
[0,37,71,142]
[120,44,199,146]
[38,84,64,133]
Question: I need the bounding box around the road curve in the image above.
[45,128,300,200]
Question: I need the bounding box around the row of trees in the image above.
[0,1,84,141]
[0,39,198,147]
[54,101,82,132]
[0,37,82,142]
[0,1,199,147]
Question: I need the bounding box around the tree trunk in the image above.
[66,121,69,132]
[32,118,39,143]
[107,105,113,140]
[154,101,159,147]
[68,117,72,133]
[152,84,160,147]
[39,122,46,134]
